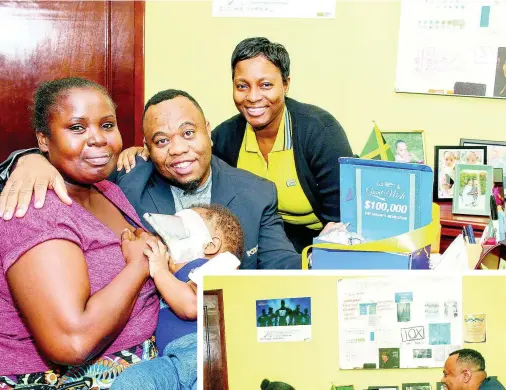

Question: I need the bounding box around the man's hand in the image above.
[0,154,71,220]
[319,222,349,237]
[116,146,149,173]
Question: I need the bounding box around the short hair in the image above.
[396,140,406,148]
[33,77,112,136]
[143,89,205,122]
[449,349,486,371]
[261,379,295,390]
[231,37,290,83]
[192,203,244,259]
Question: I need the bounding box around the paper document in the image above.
[212,0,336,18]
[433,234,469,271]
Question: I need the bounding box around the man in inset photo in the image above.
[442,349,504,390]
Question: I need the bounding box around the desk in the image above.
[437,202,489,253]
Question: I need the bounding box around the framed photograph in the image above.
[331,386,354,390]
[402,383,431,390]
[369,387,398,390]
[460,139,506,172]
[381,130,426,164]
[433,146,487,202]
[452,164,493,216]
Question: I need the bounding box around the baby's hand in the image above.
[144,239,170,279]
[167,253,178,275]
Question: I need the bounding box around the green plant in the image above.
[479,172,487,194]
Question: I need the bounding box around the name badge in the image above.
[247,245,258,257]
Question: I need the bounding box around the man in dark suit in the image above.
[0,89,301,269]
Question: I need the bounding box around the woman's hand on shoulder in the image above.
[116,146,150,173]
[0,154,70,220]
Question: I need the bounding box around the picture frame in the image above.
[381,130,427,164]
[402,383,431,390]
[369,387,399,390]
[433,146,487,202]
[460,139,506,173]
[452,164,493,216]
[331,386,354,390]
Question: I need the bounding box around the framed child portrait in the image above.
[433,146,487,202]
[460,139,506,172]
[452,164,493,216]
[381,130,426,164]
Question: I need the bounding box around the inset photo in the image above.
[202,274,505,389]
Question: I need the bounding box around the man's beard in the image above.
[172,178,201,195]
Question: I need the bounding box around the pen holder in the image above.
[464,243,484,269]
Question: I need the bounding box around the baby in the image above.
[440,151,457,197]
[465,151,480,165]
[111,203,244,390]
[394,140,423,164]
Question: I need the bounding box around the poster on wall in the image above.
[395,0,506,98]
[212,0,336,19]
[337,275,462,369]
[464,313,486,343]
[256,297,311,342]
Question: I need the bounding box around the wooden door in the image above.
[203,289,229,390]
[0,1,145,161]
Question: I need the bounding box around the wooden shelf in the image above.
[437,202,489,253]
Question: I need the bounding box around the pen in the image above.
[462,227,468,243]
[466,225,476,244]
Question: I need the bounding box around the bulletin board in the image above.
[337,275,462,369]
[395,0,506,98]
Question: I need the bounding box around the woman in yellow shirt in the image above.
[211,37,353,252]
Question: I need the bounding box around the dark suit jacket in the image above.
[114,156,301,270]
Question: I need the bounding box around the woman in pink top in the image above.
[0,78,159,388]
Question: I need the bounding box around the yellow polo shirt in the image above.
[237,108,322,230]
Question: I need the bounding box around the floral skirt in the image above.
[0,336,158,390]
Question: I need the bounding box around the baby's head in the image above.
[396,140,408,155]
[465,151,479,165]
[143,204,244,270]
[443,151,457,168]
[191,204,245,261]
